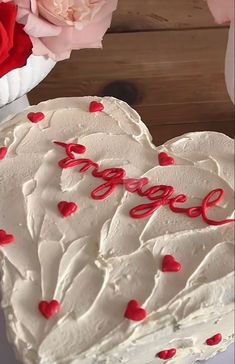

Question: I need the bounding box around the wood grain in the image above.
[111,0,221,31]
[136,101,234,126]
[149,121,234,146]
[29,28,234,134]
[37,28,228,82]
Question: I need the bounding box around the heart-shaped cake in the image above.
[0,97,234,364]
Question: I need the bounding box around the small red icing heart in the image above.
[27,112,45,123]
[89,101,104,113]
[157,348,177,360]
[0,147,8,160]
[162,255,182,273]
[158,152,175,166]
[58,201,78,218]
[206,333,222,346]
[0,230,15,246]
[39,300,60,319]
[124,300,148,322]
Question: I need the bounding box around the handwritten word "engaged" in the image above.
[54,141,235,226]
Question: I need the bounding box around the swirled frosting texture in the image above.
[0,97,234,364]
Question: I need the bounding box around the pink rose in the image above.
[207,0,234,104]
[207,0,234,23]
[1,0,118,61]
[37,0,109,28]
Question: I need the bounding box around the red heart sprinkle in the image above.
[0,147,8,160]
[89,101,104,113]
[38,300,60,320]
[157,348,177,360]
[124,300,148,322]
[27,112,45,123]
[0,230,15,246]
[158,152,175,166]
[206,333,222,346]
[58,201,78,218]
[162,255,182,273]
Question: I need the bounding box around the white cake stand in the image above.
[0,54,55,121]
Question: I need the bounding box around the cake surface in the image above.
[0,97,234,364]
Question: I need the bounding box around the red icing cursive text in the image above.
[54,141,235,226]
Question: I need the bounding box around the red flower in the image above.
[0,2,33,78]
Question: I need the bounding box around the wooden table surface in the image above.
[28,0,234,145]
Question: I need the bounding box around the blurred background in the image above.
[28,0,234,145]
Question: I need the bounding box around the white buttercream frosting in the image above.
[0,97,234,364]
